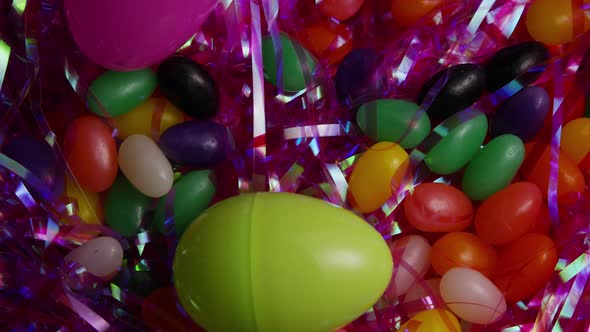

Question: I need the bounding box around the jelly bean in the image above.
[119,134,174,198]
[65,237,123,278]
[493,233,557,303]
[397,309,460,332]
[417,64,486,119]
[262,33,318,92]
[335,48,382,106]
[318,0,364,21]
[561,118,590,170]
[154,170,216,235]
[404,183,473,232]
[113,97,185,139]
[174,192,392,332]
[113,269,162,297]
[440,267,506,324]
[526,0,590,45]
[299,21,353,65]
[385,235,431,299]
[491,86,550,142]
[142,288,202,332]
[356,99,431,149]
[425,110,487,175]
[391,0,444,27]
[64,176,102,225]
[431,232,498,278]
[531,204,552,234]
[63,116,118,193]
[159,121,233,168]
[105,175,151,237]
[88,69,157,117]
[474,182,542,245]
[348,142,409,213]
[523,142,585,200]
[3,135,64,199]
[402,278,443,316]
[157,56,219,118]
[462,134,525,200]
[484,42,549,92]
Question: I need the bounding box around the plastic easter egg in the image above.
[142,288,203,332]
[173,192,393,332]
[159,121,233,168]
[484,42,550,92]
[154,170,216,235]
[440,267,506,324]
[356,99,431,149]
[348,142,409,213]
[523,142,585,200]
[404,183,473,232]
[65,237,123,278]
[157,56,219,118]
[491,86,550,142]
[526,0,590,45]
[462,134,525,200]
[64,0,217,70]
[3,135,64,199]
[402,278,443,316]
[397,309,460,332]
[63,116,118,193]
[318,0,364,21]
[113,97,185,140]
[417,64,486,119]
[562,118,590,170]
[493,233,557,303]
[65,176,102,224]
[431,232,498,278]
[391,0,444,27]
[425,110,488,175]
[299,21,353,65]
[88,69,157,117]
[262,33,318,92]
[105,176,151,237]
[475,182,542,245]
[119,135,174,198]
[335,48,382,107]
[385,235,431,299]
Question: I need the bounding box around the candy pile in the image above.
[2,0,590,331]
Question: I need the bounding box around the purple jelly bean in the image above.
[490,86,550,142]
[335,48,383,107]
[159,121,233,167]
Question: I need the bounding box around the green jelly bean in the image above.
[262,33,317,92]
[425,110,488,175]
[105,175,151,237]
[88,69,157,117]
[154,170,216,235]
[462,134,525,200]
[356,99,431,149]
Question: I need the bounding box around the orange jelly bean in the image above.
[493,233,557,303]
[299,21,353,66]
[526,0,590,45]
[318,0,364,21]
[431,232,498,278]
[348,142,409,213]
[475,182,542,246]
[391,0,445,27]
[523,142,585,201]
[562,118,590,173]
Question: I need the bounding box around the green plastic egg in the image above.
[154,170,216,235]
[425,110,488,175]
[88,69,157,117]
[462,134,525,200]
[356,99,431,149]
[173,192,392,332]
[105,175,151,236]
[262,33,317,92]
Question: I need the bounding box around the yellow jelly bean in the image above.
[348,142,409,213]
[562,118,590,168]
[64,176,103,224]
[398,309,460,332]
[113,97,185,139]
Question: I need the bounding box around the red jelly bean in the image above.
[319,0,364,21]
[493,233,557,303]
[404,182,473,232]
[142,287,204,332]
[475,182,542,246]
[63,116,117,192]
